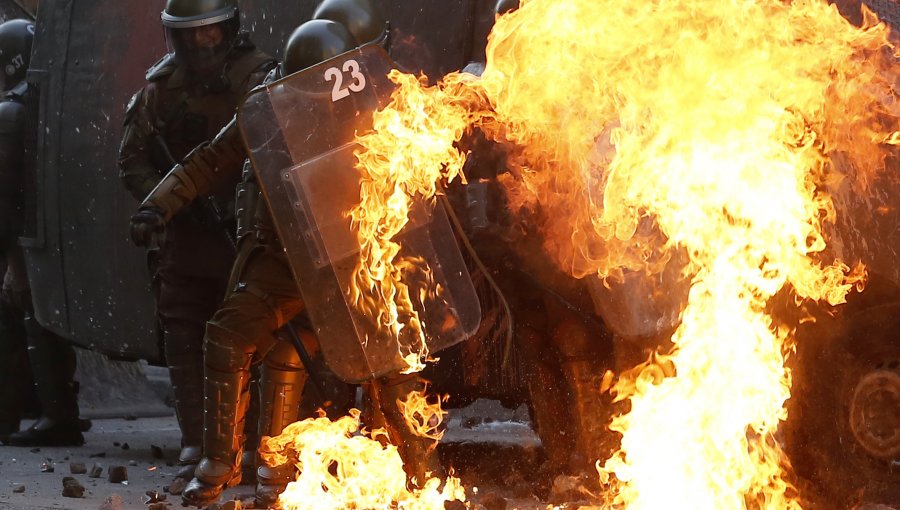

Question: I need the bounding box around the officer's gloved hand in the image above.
[129,206,166,247]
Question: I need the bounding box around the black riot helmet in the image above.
[281,19,358,76]
[0,19,34,92]
[312,0,389,48]
[495,0,520,15]
[161,0,241,73]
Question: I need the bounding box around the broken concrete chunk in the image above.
[143,490,166,504]
[165,476,186,495]
[107,465,128,483]
[11,484,25,493]
[39,461,54,473]
[69,462,87,474]
[219,500,242,510]
[98,494,123,510]
[88,463,103,478]
[150,444,164,459]
[62,477,85,498]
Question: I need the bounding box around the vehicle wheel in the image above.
[786,284,900,510]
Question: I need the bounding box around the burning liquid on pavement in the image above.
[261,409,464,510]
[342,0,898,509]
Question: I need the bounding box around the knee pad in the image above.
[205,322,255,373]
[263,339,304,372]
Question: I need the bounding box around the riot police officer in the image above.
[130,4,444,507]
[454,0,615,478]
[0,19,88,447]
[117,0,276,480]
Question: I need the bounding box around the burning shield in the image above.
[236,45,481,383]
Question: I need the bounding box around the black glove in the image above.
[129,207,166,247]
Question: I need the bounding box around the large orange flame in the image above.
[349,0,898,508]
[261,409,464,509]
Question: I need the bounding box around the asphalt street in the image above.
[0,402,565,510]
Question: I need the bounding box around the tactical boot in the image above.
[168,363,204,480]
[8,322,84,447]
[374,375,445,488]
[560,359,614,474]
[6,416,84,447]
[175,446,202,480]
[0,302,27,444]
[254,344,307,508]
[182,364,250,507]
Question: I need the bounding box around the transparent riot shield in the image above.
[236,45,481,383]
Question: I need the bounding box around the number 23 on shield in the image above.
[324,59,367,102]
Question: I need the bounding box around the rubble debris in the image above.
[218,500,242,510]
[121,442,130,450]
[148,503,169,510]
[108,465,128,483]
[89,463,103,478]
[40,461,54,473]
[70,462,87,474]
[89,452,107,458]
[113,442,120,447]
[129,460,138,466]
[143,490,166,504]
[99,494,123,510]
[150,445,164,459]
[29,448,40,453]
[12,484,25,493]
[62,476,85,498]
[165,476,186,495]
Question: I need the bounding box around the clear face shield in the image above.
[164,17,239,73]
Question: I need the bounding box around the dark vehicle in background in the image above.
[20,0,899,508]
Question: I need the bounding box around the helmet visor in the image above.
[165,19,237,72]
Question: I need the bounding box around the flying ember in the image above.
[348,1,898,509]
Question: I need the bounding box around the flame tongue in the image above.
[262,410,464,510]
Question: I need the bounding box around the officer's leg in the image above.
[156,271,211,478]
[519,327,576,474]
[182,320,254,506]
[0,299,29,442]
[184,243,303,507]
[7,315,83,446]
[254,336,309,507]
[550,306,615,474]
[372,373,446,488]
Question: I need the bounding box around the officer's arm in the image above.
[117,89,165,201]
[139,117,246,220]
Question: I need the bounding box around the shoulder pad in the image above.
[0,99,25,135]
[233,30,255,51]
[262,67,280,86]
[226,48,277,90]
[7,81,28,100]
[124,89,143,126]
[146,53,178,82]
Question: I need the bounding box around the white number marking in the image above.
[324,59,367,102]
